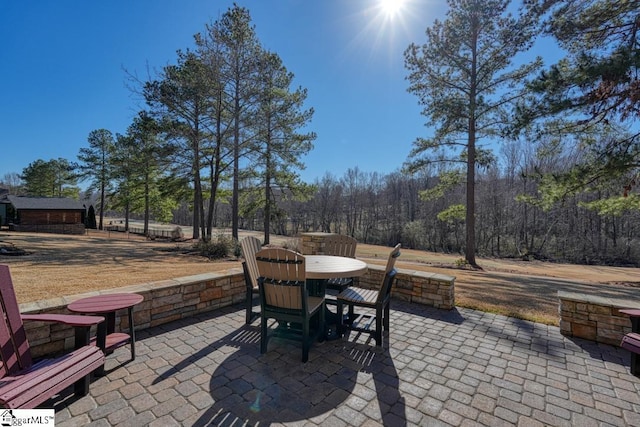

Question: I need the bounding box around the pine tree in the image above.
[519,0,640,209]
[250,51,315,244]
[78,129,115,230]
[405,0,540,266]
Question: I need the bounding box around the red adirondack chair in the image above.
[0,265,105,408]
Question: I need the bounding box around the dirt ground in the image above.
[1,229,639,326]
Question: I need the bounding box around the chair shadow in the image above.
[150,310,357,425]
[150,302,451,425]
[341,331,408,426]
[188,330,407,426]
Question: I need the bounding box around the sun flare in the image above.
[378,0,405,18]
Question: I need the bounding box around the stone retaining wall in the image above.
[558,290,639,346]
[21,268,246,358]
[22,264,455,358]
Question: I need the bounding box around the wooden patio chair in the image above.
[336,244,401,346]
[323,234,358,293]
[0,265,105,408]
[240,236,262,325]
[256,248,325,363]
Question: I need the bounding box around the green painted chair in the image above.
[256,248,325,363]
[337,244,401,346]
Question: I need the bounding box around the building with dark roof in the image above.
[4,195,86,234]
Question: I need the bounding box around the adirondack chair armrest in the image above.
[22,314,104,327]
[22,314,105,348]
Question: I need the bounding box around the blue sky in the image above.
[1,0,452,185]
[2,1,562,187]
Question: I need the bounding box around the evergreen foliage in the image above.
[518,0,640,211]
[77,129,115,230]
[404,0,541,266]
[86,205,97,229]
[21,158,79,198]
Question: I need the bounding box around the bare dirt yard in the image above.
[1,229,639,326]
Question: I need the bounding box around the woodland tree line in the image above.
[189,156,640,266]
[2,0,639,267]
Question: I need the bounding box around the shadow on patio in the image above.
[51,301,640,426]
[149,309,410,425]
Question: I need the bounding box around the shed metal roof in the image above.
[7,195,86,211]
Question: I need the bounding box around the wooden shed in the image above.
[6,195,86,234]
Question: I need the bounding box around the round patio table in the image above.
[304,255,368,280]
[68,293,144,367]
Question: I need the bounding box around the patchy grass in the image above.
[2,230,639,326]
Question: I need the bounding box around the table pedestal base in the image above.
[68,293,143,375]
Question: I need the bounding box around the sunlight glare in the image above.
[378,0,405,18]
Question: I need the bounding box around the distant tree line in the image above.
[298,156,638,265]
[2,0,638,267]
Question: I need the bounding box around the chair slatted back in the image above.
[385,244,401,274]
[256,248,306,310]
[0,265,32,378]
[323,235,357,258]
[241,236,262,290]
[378,244,401,303]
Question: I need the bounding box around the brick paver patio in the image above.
[50,301,640,426]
